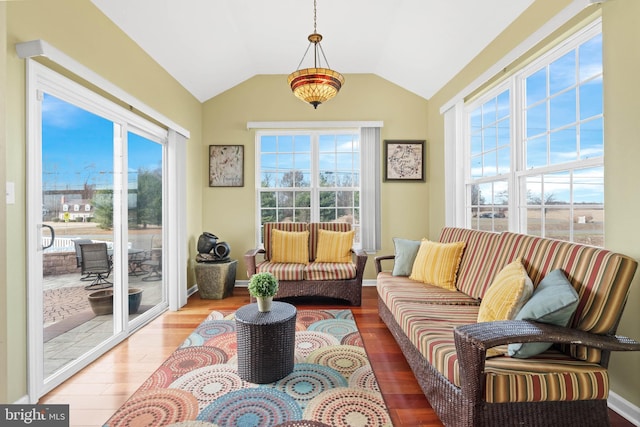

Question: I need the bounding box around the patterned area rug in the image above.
[103,309,393,427]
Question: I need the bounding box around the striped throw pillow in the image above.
[270,229,309,264]
[409,240,466,290]
[477,258,533,322]
[315,229,355,263]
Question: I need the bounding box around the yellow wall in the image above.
[202,74,429,280]
[4,0,203,402]
[427,0,640,407]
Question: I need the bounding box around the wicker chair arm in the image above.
[455,320,640,352]
[453,320,640,403]
[374,255,395,274]
[243,248,265,277]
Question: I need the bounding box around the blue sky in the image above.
[42,94,162,191]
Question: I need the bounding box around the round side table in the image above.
[235,301,297,383]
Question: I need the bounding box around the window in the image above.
[463,21,603,246]
[256,130,362,246]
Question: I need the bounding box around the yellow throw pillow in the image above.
[315,229,355,263]
[409,240,466,290]
[270,229,309,264]
[477,259,534,322]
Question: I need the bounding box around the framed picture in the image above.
[384,140,426,182]
[209,145,244,187]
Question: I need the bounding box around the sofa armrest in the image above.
[374,255,395,274]
[243,248,265,278]
[352,248,368,274]
[453,320,640,403]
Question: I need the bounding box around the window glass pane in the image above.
[545,171,570,205]
[544,208,571,241]
[526,68,547,106]
[470,156,482,179]
[319,134,335,152]
[482,99,496,126]
[550,127,577,165]
[261,135,277,151]
[336,134,355,151]
[573,206,603,246]
[550,89,576,129]
[579,33,602,81]
[260,192,276,208]
[278,135,293,152]
[580,118,603,159]
[526,103,547,138]
[261,153,277,172]
[319,208,336,222]
[484,126,497,151]
[549,51,576,95]
[526,176,543,205]
[260,172,276,188]
[526,208,543,236]
[261,209,276,223]
[319,191,335,208]
[482,152,496,177]
[497,118,510,148]
[294,209,311,223]
[470,108,482,132]
[497,147,510,174]
[294,135,311,151]
[574,167,604,204]
[295,153,312,170]
[471,134,482,156]
[579,76,603,119]
[337,153,354,170]
[319,152,336,170]
[497,91,510,119]
[526,136,547,169]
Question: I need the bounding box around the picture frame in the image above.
[209,145,244,187]
[383,140,426,182]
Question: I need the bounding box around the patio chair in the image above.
[73,238,94,280]
[80,243,113,290]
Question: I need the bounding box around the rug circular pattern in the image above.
[303,387,392,427]
[275,421,332,427]
[306,345,369,379]
[205,311,225,321]
[169,364,250,410]
[204,331,237,357]
[106,388,199,427]
[332,309,354,320]
[295,310,335,328]
[167,422,219,427]
[160,346,228,378]
[194,320,235,340]
[307,319,357,341]
[295,331,340,360]
[263,363,348,409]
[140,366,175,390]
[340,331,363,347]
[349,365,379,391]
[197,388,302,426]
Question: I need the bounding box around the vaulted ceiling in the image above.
[91,0,534,103]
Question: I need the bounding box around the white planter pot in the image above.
[256,296,273,312]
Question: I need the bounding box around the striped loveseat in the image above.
[244,222,367,306]
[376,227,640,427]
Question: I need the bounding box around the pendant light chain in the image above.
[313,0,317,34]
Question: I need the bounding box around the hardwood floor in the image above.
[40,286,634,427]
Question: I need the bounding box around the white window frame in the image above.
[447,18,603,245]
[249,121,382,252]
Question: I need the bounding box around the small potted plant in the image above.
[248,272,279,312]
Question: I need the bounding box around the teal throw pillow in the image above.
[392,238,421,276]
[508,269,579,358]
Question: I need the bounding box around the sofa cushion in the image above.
[439,227,501,299]
[508,269,580,358]
[309,222,352,261]
[263,222,309,261]
[315,229,355,263]
[256,261,305,281]
[377,272,479,310]
[477,259,533,323]
[270,229,310,264]
[305,262,357,280]
[409,240,466,290]
[391,237,421,276]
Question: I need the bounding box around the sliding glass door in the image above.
[28,63,169,399]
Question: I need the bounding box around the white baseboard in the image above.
[609,391,640,426]
[13,395,29,404]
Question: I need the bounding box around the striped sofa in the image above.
[244,222,367,306]
[376,227,640,427]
